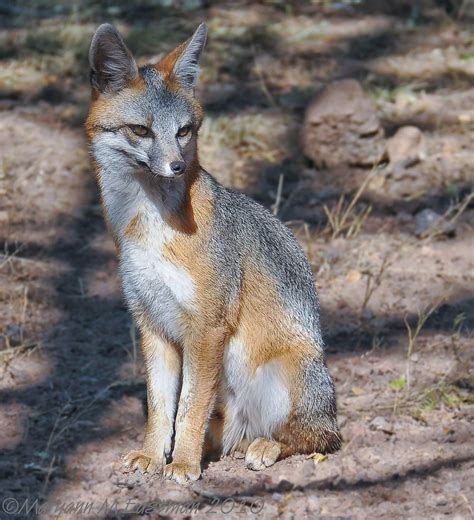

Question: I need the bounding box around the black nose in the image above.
[170,161,186,175]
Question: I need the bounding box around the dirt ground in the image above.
[0,1,473,519]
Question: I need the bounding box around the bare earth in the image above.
[0,2,473,519]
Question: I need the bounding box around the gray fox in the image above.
[86,23,341,484]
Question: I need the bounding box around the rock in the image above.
[302,79,385,168]
[443,480,461,494]
[338,414,348,428]
[0,210,9,223]
[387,126,426,169]
[4,323,22,347]
[414,209,456,238]
[5,323,21,338]
[370,416,394,434]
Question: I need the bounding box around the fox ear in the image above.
[89,24,138,94]
[157,23,207,93]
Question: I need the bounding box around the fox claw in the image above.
[123,450,165,474]
[163,461,201,484]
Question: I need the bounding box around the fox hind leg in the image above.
[243,357,341,470]
[273,358,342,457]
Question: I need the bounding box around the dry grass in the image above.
[404,303,440,390]
[271,173,285,216]
[421,191,474,240]
[322,168,379,240]
[359,254,392,322]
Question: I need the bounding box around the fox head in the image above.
[86,23,207,180]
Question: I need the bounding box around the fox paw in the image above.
[245,438,281,471]
[163,461,201,484]
[123,450,165,474]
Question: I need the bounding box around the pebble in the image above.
[387,126,426,168]
[370,416,394,434]
[414,209,456,238]
[443,480,462,493]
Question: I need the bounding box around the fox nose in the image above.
[170,161,186,175]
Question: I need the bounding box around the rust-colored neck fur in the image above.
[165,157,200,235]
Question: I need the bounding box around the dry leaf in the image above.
[351,386,365,396]
[346,269,362,283]
[306,453,328,464]
[458,113,473,124]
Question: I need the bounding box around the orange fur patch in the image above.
[124,212,144,242]
[85,75,146,141]
[160,175,231,465]
[236,266,317,375]
[166,166,199,235]
[153,39,189,89]
[204,408,224,458]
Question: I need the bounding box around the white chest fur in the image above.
[95,150,196,343]
[120,224,195,343]
[101,176,195,342]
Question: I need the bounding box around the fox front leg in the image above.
[164,327,226,484]
[124,327,181,474]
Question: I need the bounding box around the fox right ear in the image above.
[89,24,138,94]
[156,23,207,94]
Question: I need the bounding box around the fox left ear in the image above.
[89,24,138,94]
[157,23,207,93]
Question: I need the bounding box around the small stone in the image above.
[338,414,348,428]
[5,323,21,338]
[277,478,294,492]
[443,480,461,493]
[370,416,394,434]
[458,113,473,123]
[387,126,426,169]
[414,209,456,238]
[0,210,9,223]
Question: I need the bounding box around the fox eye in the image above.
[128,125,151,138]
[177,125,191,138]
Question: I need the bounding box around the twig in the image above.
[404,302,439,390]
[41,455,57,495]
[271,174,284,216]
[0,342,39,358]
[46,379,144,450]
[359,253,392,320]
[252,47,278,108]
[0,244,24,271]
[422,192,474,240]
[303,222,314,267]
[457,0,469,19]
[20,285,29,345]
